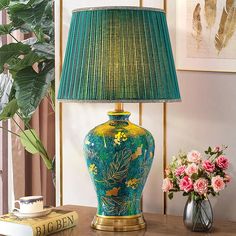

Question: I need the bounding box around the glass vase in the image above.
[183,196,213,232]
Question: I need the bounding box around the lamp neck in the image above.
[115,103,124,112]
[108,111,131,121]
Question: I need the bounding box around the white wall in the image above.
[55,0,236,221]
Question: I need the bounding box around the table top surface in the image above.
[55,205,236,236]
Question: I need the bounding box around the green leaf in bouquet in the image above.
[0,99,18,121]
[215,150,223,158]
[193,194,202,202]
[211,192,216,196]
[191,173,198,180]
[168,192,174,200]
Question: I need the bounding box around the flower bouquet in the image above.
[162,146,231,232]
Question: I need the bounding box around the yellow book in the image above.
[0,209,78,236]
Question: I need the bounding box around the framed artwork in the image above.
[176,0,236,72]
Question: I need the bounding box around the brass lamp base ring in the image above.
[91,214,146,232]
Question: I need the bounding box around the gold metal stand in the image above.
[91,214,146,231]
[115,103,124,112]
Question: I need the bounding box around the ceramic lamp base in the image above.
[91,214,146,231]
[85,111,155,232]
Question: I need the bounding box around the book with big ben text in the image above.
[0,209,78,236]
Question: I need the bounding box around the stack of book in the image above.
[0,209,78,236]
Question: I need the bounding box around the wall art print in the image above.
[176,0,236,72]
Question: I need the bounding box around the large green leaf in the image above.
[28,0,45,7]
[19,129,52,169]
[45,67,54,83]
[0,43,31,71]
[10,51,43,72]
[8,0,48,27]
[8,0,53,39]
[48,81,55,109]
[38,59,54,79]
[0,23,14,36]
[0,0,10,10]
[19,129,38,154]
[14,67,50,119]
[33,26,46,42]
[0,99,18,121]
[39,0,54,40]
[33,43,54,59]
[6,57,21,78]
[8,86,16,102]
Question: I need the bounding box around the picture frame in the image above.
[176,0,236,72]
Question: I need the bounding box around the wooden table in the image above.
[55,205,236,236]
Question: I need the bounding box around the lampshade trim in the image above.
[72,6,165,14]
[57,99,181,103]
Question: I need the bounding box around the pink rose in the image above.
[162,178,173,192]
[194,178,208,195]
[175,165,186,176]
[179,176,193,192]
[185,163,198,176]
[187,150,202,163]
[202,160,215,173]
[216,156,229,170]
[212,175,225,192]
[224,174,232,183]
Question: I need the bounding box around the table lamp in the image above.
[58,6,180,232]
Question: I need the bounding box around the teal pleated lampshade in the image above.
[58,7,181,102]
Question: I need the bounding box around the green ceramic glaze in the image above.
[84,111,155,216]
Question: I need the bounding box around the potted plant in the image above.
[0,0,55,172]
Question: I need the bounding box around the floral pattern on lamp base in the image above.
[84,111,155,217]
